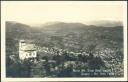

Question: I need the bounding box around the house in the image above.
[19,40,37,60]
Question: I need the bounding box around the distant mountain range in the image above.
[7,20,123,27]
[32,20,123,28]
[6,21,123,52]
[86,20,123,27]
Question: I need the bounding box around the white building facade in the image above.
[19,40,37,60]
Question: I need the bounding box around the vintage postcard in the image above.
[1,1,127,82]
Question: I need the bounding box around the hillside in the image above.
[6,21,124,77]
[6,21,123,51]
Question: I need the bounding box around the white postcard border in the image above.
[1,1,127,81]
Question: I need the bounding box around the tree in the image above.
[88,56,105,69]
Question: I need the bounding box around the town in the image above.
[15,39,115,77]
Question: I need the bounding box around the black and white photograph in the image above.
[1,1,127,82]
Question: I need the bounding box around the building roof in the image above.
[21,44,36,51]
[20,39,35,44]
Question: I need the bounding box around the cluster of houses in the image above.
[18,39,103,60]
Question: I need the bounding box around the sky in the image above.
[2,1,126,25]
